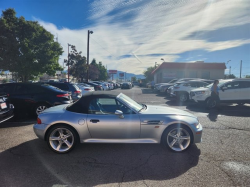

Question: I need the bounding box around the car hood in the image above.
[41,104,68,114]
[141,105,196,118]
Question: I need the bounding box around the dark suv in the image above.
[45,82,82,101]
[0,83,73,116]
[0,94,14,123]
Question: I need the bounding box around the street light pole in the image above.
[67,43,72,82]
[240,60,242,78]
[86,30,93,82]
[226,60,231,78]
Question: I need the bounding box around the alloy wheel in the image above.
[49,128,74,153]
[179,94,188,102]
[36,105,48,115]
[207,98,216,108]
[167,127,191,152]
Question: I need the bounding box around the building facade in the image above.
[152,62,226,83]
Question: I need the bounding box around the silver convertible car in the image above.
[33,92,202,153]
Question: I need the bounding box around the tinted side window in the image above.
[27,85,46,94]
[239,81,250,88]
[224,81,240,89]
[89,98,117,114]
[198,82,208,87]
[15,85,28,94]
[50,83,69,91]
[190,82,198,87]
[0,84,15,94]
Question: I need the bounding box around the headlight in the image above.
[195,91,206,95]
[195,123,201,129]
[194,119,200,129]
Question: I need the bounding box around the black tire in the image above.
[205,97,217,109]
[46,125,78,154]
[34,103,50,116]
[162,124,193,152]
[178,92,189,102]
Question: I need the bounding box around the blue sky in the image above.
[1,0,250,77]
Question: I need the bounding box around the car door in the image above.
[87,97,140,139]
[220,81,241,100]
[187,82,199,93]
[10,84,33,111]
[238,81,250,100]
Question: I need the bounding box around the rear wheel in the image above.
[46,125,77,154]
[162,124,192,152]
[35,103,49,116]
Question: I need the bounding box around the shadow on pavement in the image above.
[0,111,36,128]
[141,89,167,98]
[0,139,200,186]
[141,88,156,94]
[186,104,250,119]
[165,100,188,106]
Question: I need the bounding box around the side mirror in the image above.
[115,110,124,119]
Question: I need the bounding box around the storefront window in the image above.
[189,71,197,78]
[176,71,184,78]
[202,71,210,79]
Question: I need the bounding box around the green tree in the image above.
[224,74,236,79]
[143,66,155,82]
[0,8,63,82]
[68,49,100,82]
[245,75,250,78]
[97,61,108,81]
[90,58,100,80]
[67,46,87,82]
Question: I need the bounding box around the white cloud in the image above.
[36,0,250,74]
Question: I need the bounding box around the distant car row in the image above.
[152,78,250,108]
[0,81,123,123]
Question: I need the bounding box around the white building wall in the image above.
[155,68,225,83]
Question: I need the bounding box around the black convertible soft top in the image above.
[66,91,121,114]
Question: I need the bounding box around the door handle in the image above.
[90,119,100,123]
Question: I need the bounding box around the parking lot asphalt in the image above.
[0,86,250,187]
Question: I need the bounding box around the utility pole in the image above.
[67,43,71,82]
[229,66,231,75]
[86,30,93,82]
[240,60,242,78]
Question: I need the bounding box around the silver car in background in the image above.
[33,92,202,154]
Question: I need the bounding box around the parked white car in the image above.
[170,80,210,102]
[77,83,95,95]
[190,79,250,108]
[92,81,109,90]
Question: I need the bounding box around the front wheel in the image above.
[206,97,217,109]
[162,124,192,152]
[46,126,77,154]
[178,93,189,102]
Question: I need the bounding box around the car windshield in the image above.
[117,93,143,112]
[168,79,177,83]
